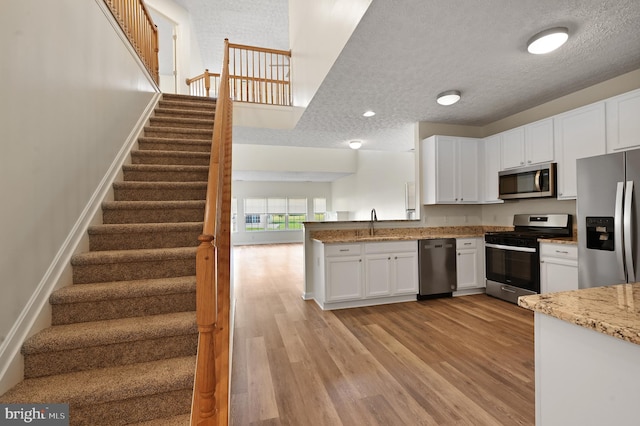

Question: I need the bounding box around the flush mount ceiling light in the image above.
[436,90,461,106]
[527,27,569,54]
[349,140,362,150]
[363,110,376,117]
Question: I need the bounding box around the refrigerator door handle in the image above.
[615,182,626,281]
[624,181,635,282]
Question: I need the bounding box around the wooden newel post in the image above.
[192,234,218,425]
[204,69,211,98]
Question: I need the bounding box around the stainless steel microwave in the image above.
[498,162,556,200]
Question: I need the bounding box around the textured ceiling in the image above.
[172,0,640,178]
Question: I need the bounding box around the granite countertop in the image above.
[310,226,512,243]
[537,236,578,245]
[518,283,640,345]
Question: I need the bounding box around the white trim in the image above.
[0,93,161,394]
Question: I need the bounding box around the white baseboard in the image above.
[0,93,161,395]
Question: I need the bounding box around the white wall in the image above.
[0,0,158,391]
[232,181,332,245]
[332,150,415,220]
[233,144,357,174]
[288,0,371,107]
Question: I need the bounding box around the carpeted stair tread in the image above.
[102,200,205,210]
[71,246,196,266]
[123,164,209,175]
[144,126,213,139]
[112,181,208,201]
[22,311,196,354]
[50,276,196,305]
[130,414,191,425]
[154,107,215,120]
[87,222,202,250]
[137,136,212,152]
[88,222,203,236]
[0,356,196,407]
[131,149,210,166]
[149,116,214,129]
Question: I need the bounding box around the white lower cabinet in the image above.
[315,240,418,310]
[455,238,485,292]
[365,241,419,297]
[540,243,578,293]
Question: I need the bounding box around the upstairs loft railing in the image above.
[191,39,233,426]
[187,41,292,106]
[186,70,221,98]
[104,0,159,84]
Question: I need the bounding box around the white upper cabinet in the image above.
[483,134,503,203]
[421,136,480,204]
[554,102,606,199]
[501,118,554,169]
[606,88,640,152]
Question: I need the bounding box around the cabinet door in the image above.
[326,256,363,301]
[607,89,640,152]
[525,118,554,165]
[483,135,503,203]
[502,127,525,169]
[458,138,480,203]
[365,254,392,297]
[554,103,606,199]
[456,249,479,289]
[540,258,578,293]
[392,251,419,294]
[435,137,458,203]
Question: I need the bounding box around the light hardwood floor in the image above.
[230,243,535,425]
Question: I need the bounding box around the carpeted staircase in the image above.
[0,94,216,425]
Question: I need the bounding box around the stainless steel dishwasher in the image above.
[418,238,457,299]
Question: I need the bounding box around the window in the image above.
[313,198,327,221]
[244,198,266,231]
[288,198,307,229]
[243,197,307,231]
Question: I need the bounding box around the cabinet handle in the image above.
[520,161,524,165]
[339,249,349,252]
[458,253,461,256]
[540,260,545,263]
[555,250,569,254]
[394,256,398,260]
[388,257,391,260]
[528,160,532,164]
[359,259,362,262]
[464,242,472,245]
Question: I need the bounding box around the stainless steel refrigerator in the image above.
[577,149,640,288]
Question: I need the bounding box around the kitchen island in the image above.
[303,221,510,309]
[519,284,640,426]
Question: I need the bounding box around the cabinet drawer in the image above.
[325,243,362,257]
[364,240,417,254]
[540,243,577,260]
[456,238,477,249]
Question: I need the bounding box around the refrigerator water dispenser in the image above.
[586,217,615,251]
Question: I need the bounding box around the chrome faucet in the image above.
[369,208,378,236]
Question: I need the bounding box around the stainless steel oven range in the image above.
[485,214,572,304]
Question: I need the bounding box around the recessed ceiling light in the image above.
[349,140,362,149]
[436,90,461,106]
[363,110,376,117]
[527,27,569,54]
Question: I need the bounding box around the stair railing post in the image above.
[192,234,218,425]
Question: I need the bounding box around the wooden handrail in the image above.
[186,70,221,98]
[187,40,292,106]
[191,39,233,426]
[103,0,159,84]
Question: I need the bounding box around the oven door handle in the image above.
[485,243,536,253]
